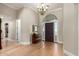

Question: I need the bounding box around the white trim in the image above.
[2,38,15,41]
[19,41,30,45]
[57,40,63,44]
[51,8,63,12]
[42,20,59,43]
[64,49,75,56]
[45,8,63,17]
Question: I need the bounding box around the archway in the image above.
[41,14,59,43]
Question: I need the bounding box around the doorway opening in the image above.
[42,20,58,43]
[16,19,21,43]
[41,14,59,43]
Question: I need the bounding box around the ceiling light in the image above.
[37,3,49,15]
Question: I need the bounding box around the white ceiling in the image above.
[3,3,63,10]
[4,3,24,10]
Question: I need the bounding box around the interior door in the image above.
[45,22,54,42]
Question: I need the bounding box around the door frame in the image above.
[41,19,59,43]
[16,19,21,43]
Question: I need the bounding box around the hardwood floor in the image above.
[0,41,63,56]
[2,39,17,49]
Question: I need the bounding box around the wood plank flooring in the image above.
[0,41,63,56]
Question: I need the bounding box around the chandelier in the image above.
[37,3,49,15]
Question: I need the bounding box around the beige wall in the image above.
[1,18,16,40]
[18,7,39,44]
[78,4,79,55]
[0,3,17,41]
[63,3,78,55]
[0,3,17,19]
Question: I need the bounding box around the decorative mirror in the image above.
[32,25,38,32]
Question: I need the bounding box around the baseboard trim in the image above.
[19,41,30,45]
[57,40,63,44]
[2,38,15,41]
[64,49,75,56]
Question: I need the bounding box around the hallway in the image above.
[0,42,63,56]
[0,3,78,56]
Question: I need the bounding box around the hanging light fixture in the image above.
[37,3,49,15]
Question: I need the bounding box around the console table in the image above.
[32,33,40,44]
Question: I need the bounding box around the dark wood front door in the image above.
[0,18,2,49]
[45,22,54,42]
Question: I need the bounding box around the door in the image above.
[45,22,54,42]
[0,18,2,49]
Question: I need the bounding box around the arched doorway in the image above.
[41,14,59,42]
